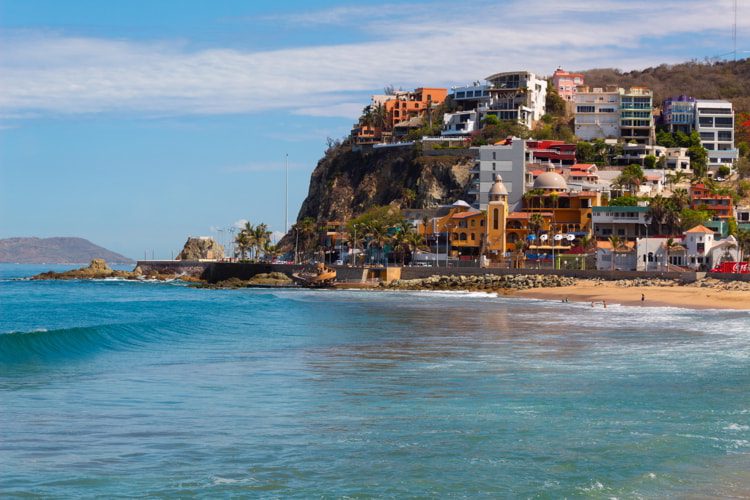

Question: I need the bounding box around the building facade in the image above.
[485,71,547,129]
[695,100,738,168]
[619,87,654,145]
[470,139,527,210]
[573,85,621,141]
[551,68,584,102]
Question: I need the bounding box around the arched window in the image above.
[460,233,467,241]
[470,233,476,241]
[493,208,499,230]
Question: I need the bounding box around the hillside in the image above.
[0,237,134,264]
[580,58,750,112]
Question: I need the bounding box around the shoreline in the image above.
[505,280,750,310]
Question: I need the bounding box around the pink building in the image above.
[552,68,584,101]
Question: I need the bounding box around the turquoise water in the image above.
[1,264,749,497]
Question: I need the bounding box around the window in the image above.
[699,117,713,126]
[493,209,499,230]
[470,233,476,241]
[715,117,733,126]
[492,151,496,160]
[700,132,714,140]
[577,105,595,113]
[718,131,733,141]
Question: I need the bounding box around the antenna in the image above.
[733,0,738,62]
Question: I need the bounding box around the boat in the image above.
[291,263,337,288]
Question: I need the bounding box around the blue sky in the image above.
[1,0,748,259]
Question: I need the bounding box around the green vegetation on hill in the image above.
[580,58,750,113]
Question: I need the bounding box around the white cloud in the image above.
[0,0,747,120]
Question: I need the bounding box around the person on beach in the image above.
[641,293,645,302]
[603,300,607,308]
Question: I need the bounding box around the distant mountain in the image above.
[0,237,134,264]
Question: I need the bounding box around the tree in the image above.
[545,83,567,117]
[253,223,271,260]
[644,155,657,169]
[736,228,750,262]
[234,226,253,260]
[576,141,595,163]
[614,164,646,194]
[663,238,682,270]
[528,213,545,239]
[293,217,318,262]
[401,188,416,208]
[647,195,668,234]
[608,195,639,206]
[607,235,626,271]
[679,208,711,231]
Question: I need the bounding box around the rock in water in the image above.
[177,237,224,260]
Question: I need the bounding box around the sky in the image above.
[0,0,748,259]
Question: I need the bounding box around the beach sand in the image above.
[511,279,750,310]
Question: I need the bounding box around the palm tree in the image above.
[736,228,750,262]
[608,235,625,271]
[234,225,253,261]
[364,220,391,265]
[647,195,668,235]
[671,188,690,210]
[293,217,318,263]
[513,240,528,269]
[253,223,271,260]
[663,238,682,271]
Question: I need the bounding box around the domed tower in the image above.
[486,174,509,255]
[532,163,568,192]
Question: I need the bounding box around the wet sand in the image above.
[512,279,750,310]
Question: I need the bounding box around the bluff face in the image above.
[295,144,474,224]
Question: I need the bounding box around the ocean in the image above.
[1,264,749,497]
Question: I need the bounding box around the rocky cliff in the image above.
[295,143,474,224]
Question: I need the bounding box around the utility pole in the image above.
[284,153,289,234]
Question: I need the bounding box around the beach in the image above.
[512,279,750,310]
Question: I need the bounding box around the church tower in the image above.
[486,174,509,255]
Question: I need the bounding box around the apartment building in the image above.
[551,68,584,102]
[695,100,738,168]
[620,87,654,145]
[573,85,621,140]
[662,95,696,134]
[484,71,547,129]
[470,138,527,210]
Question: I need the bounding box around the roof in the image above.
[685,225,715,234]
[508,211,553,219]
[489,174,508,196]
[597,241,636,250]
[451,210,482,219]
[593,205,648,212]
[533,171,568,190]
[452,200,472,208]
[570,163,596,170]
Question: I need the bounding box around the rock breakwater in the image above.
[384,274,577,292]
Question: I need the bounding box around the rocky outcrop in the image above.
[177,237,224,260]
[198,272,294,289]
[385,274,577,292]
[32,259,138,280]
[292,143,474,226]
[32,259,197,282]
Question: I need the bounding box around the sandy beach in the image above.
[512,279,750,310]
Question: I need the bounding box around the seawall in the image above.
[136,260,714,284]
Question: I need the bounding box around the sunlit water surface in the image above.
[1,264,749,497]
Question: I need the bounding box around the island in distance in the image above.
[0,237,133,264]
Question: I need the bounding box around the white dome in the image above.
[533,171,568,191]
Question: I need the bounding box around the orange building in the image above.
[690,183,733,219]
[385,87,448,130]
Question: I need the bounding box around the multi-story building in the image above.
[385,87,447,130]
[551,68,584,102]
[573,85,621,141]
[662,95,696,134]
[592,205,649,240]
[442,109,480,136]
[525,140,577,165]
[449,83,490,110]
[470,138,527,210]
[619,87,654,145]
[690,183,733,219]
[695,100,738,168]
[485,71,547,129]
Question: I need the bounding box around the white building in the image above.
[619,87,654,145]
[442,110,481,136]
[682,225,739,270]
[695,100,738,169]
[470,139,526,210]
[485,71,547,129]
[574,85,621,141]
[592,205,649,240]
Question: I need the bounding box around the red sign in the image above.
[710,262,750,274]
